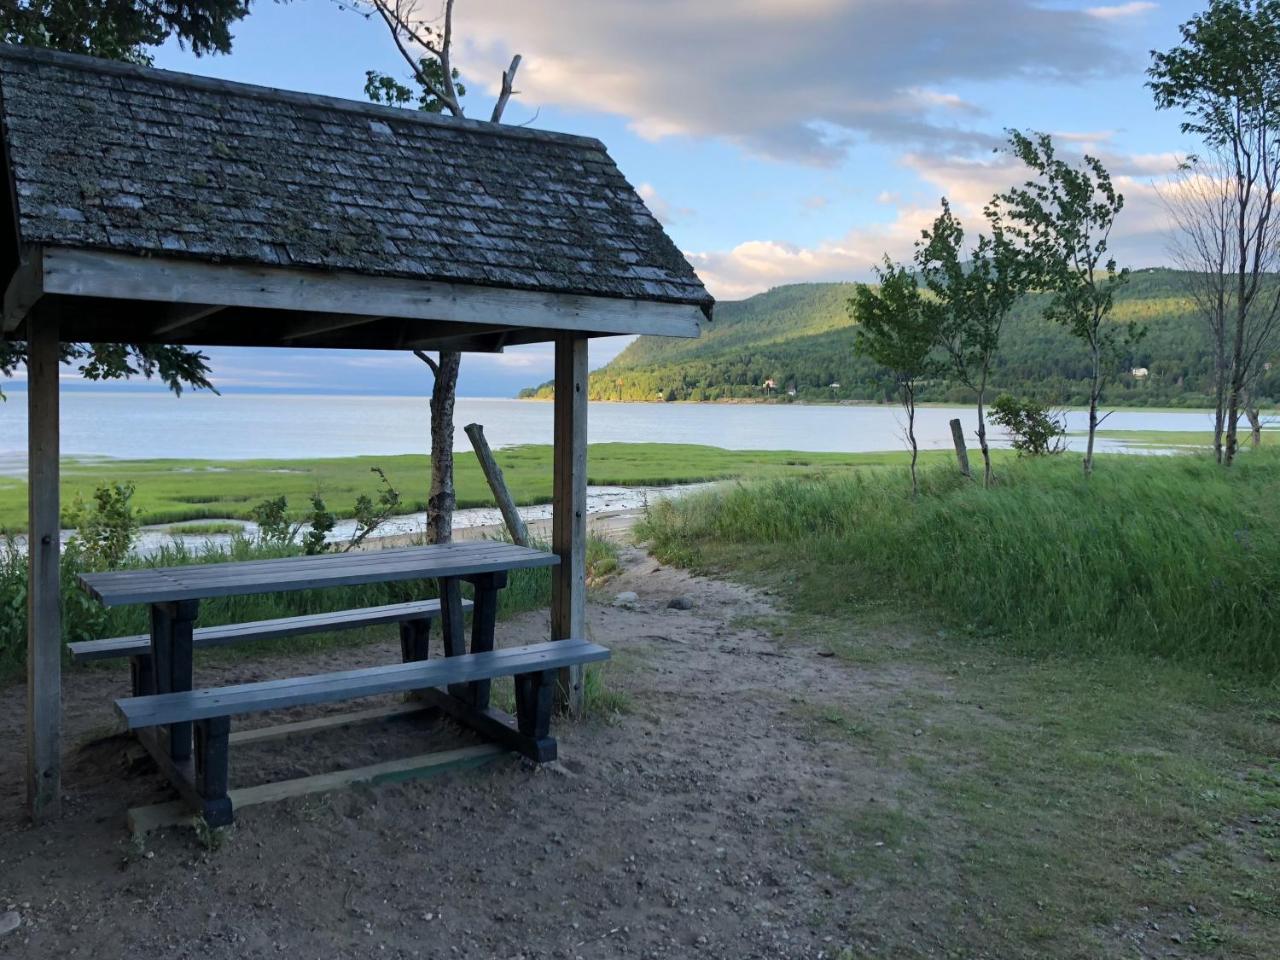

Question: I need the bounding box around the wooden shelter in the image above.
[0,45,712,822]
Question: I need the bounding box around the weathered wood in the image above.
[3,249,43,331]
[464,423,530,547]
[151,302,225,336]
[156,600,199,763]
[127,744,504,835]
[69,598,467,662]
[25,313,60,822]
[115,639,610,727]
[278,312,386,342]
[229,702,429,746]
[437,577,467,697]
[949,418,971,478]
[463,570,506,708]
[40,247,706,340]
[194,715,232,826]
[418,688,558,763]
[514,668,556,760]
[551,334,589,715]
[80,541,558,607]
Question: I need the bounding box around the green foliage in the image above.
[638,451,1280,676]
[851,260,938,383]
[999,131,1134,361]
[348,467,403,550]
[67,481,140,571]
[1148,0,1280,147]
[0,0,255,62]
[300,495,335,555]
[250,495,292,548]
[989,394,1066,456]
[365,60,465,113]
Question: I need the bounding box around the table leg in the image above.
[464,570,506,708]
[437,577,468,699]
[150,599,199,762]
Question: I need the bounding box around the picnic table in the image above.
[76,542,609,828]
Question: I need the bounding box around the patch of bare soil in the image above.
[0,546,938,959]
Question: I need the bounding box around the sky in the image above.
[102,1,1206,395]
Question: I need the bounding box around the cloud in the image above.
[636,182,693,225]
[454,0,1129,163]
[1086,2,1157,20]
[802,194,830,211]
[689,145,1184,300]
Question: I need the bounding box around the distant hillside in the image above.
[519,269,1277,408]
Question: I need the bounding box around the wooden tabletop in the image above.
[79,541,559,607]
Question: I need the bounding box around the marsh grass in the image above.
[639,450,1280,676]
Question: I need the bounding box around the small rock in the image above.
[666,595,694,611]
[0,911,20,938]
[612,591,639,608]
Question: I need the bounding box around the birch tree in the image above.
[1159,150,1240,461]
[1149,0,1280,465]
[356,0,522,542]
[851,260,940,496]
[998,131,1132,476]
[917,199,1023,487]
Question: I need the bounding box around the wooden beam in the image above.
[551,333,588,716]
[278,313,385,343]
[3,249,43,332]
[151,303,225,337]
[39,247,706,339]
[26,314,61,822]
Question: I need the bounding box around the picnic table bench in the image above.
[78,542,609,828]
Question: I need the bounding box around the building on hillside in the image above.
[1131,367,1150,379]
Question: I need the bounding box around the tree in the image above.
[998,131,1133,476]
[0,1,267,396]
[1,0,254,63]
[1149,0,1280,465]
[354,0,522,543]
[1159,149,1242,462]
[917,198,1024,487]
[851,259,940,495]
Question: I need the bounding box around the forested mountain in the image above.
[520,269,1279,407]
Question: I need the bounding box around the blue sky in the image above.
[114,1,1203,395]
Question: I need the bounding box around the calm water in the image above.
[0,392,1227,465]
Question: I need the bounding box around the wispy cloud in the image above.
[1086,2,1157,20]
[636,182,693,225]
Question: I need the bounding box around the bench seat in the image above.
[120,638,609,827]
[116,638,609,728]
[69,598,471,663]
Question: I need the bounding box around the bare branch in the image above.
[414,348,440,376]
[490,54,522,123]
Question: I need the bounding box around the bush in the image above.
[989,394,1066,456]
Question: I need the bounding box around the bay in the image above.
[0,391,1228,464]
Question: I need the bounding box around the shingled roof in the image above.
[0,44,712,314]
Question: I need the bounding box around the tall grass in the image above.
[638,452,1280,676]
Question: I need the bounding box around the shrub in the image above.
[989,394,1066,456]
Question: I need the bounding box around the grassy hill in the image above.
[520,269,1271,408]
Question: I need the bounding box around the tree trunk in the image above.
[426,351,461,543]
[1083,340,1102,477]
[903,384,918,497]
[976,386,992,488]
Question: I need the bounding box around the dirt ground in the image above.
[0,544,930,960]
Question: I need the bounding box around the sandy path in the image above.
[0,546,913,959]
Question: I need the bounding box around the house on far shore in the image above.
[1131,367,1150,379]
[762,378,777,394]
[830,382,841,390]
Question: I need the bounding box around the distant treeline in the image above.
[519,270,1280,407]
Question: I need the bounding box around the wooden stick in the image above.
[464,422,530,546]
[949,418,971,478]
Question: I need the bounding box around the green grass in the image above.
[638,449,1280,675]
[0,444,925,532]
[634,451,1280,955]
[163,521,247,535]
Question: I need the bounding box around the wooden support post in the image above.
[949,418,971,478]
[463,423,530,547]
[551,334,588,716]
[464,570,506,708]
[437,577,468,698]
[194,716,233,827]
[26,313,61,822]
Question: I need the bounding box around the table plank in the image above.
[79,542,559,607]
